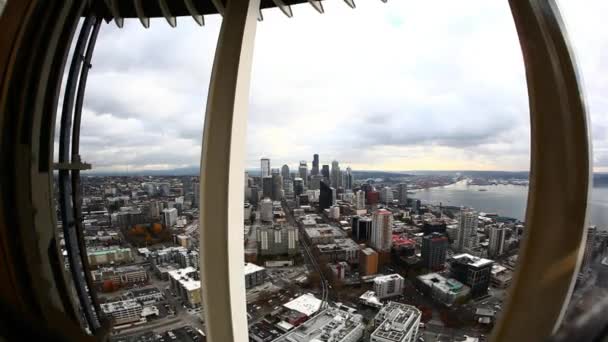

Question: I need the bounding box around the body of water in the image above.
[412,180,608,229]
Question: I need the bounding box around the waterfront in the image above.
[412,180,608,228]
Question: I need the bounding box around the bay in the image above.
[411,180,608,229]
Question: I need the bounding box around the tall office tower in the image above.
[370,209,393,252]
[283,179,294,199]
[293,178,304,197]
[319,181,333,210]
[355,190,366,210]
[271,170,283,201]
[298,161,308,185]
[397,183,408,204]
[380,186,394,204]
[262,176,273,199]
[312,154,319,175]
[162,208,178,228]
[192,182,200,206]
[330,160,341,187]
[260,158,270,177]
[488,225,507,257]
[581,226,597,272]
[260,198,273,222]
[309,175,323,190]
[249,185,259,206]
[344,166,353,190]
[281,164,290,181]
[351,216,372,242]
[456,208,478,252]
[422,233,448,271]
[321,164,330,180]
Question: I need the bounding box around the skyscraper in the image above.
[344,166,353,190]
[422,233,448,271]
[330,160,340,187]
[456,208,478,252]
[262,176,273,199]
[380,186,394,204]
[281,164,290,181]
[271,169,283,201]
[312,154,319,176]
[321,164,330,181]
[581,226,597,272]
[293,178,304,197]
[355,190,366,210]
[488,225,507,257]
[319,180,333,211]
[261,158,270,178]
[397,183,408,204]
[351,216,372,242]
[370,209,393,252]
[298,161,308,185]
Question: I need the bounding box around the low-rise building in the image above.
[273,307,365,342]
[87,247,133,267]
[359,290,383,308]
[303,224,345,245]
[374,274,405,299]
[100,299,143,325]
[282,293,322,318]
[490,264,513,288]
[244,262,266,289]
[360,247,379,276]
[315,238,360,264]
[91,265,147,289]
[168,267,201,307]
[371,302,421,342]
[417,273,470,306]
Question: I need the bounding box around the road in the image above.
[282,200,329,309]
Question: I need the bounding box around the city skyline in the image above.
[71,1,607,172]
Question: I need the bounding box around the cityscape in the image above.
[57,154,608,342]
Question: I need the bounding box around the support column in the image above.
[198,0,259,341]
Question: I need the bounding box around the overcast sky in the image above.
[72,0,607,173]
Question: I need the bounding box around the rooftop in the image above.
[100,299,141,314]
[374,274,404,283]
[273,307,364,342]
[244,262,265,275]
[452,253,494,268]
[168,266,200,291]
[282,293,322,317]
[373,302,421,342]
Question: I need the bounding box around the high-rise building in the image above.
[372,302,421,342]
[380,186,394,204]
[355,190,366,210]
[456,208,478,252]
[319,180,334,211]
[256,224,298,256]
[581,226,597,272]
[422,233,448,271]
[344,166,353,190]
[370,209,393,252]
[359,247,378,276]
[262,176,273,199]
[312,154,319,176]
[351,216,372,242]
[298,161,308,185]
[260,198,273,222]
[249,185,259,206]
[397,183,408,204]
[271,169,283,201]
[488,225,507,258]
[309,175,323,190]
[293,178,304,197]
[281,164,290,181]
[330,160,341,187]
[450,253,493,297]
[283,178,294,200]
[321,164,330,180]
[192,182,200,207]
[162,208,178,228]
[260,158,270,177]
[373,274,404,299]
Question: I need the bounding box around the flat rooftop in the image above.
[244,262,265,275]
[100,299,141,314]
[274,307,364,342]
[282,293,322,317]
[452,253,494,268]
[168,266,200,291]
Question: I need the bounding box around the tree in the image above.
[102,280,115,293]
[152,223,163,234]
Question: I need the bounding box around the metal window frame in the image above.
[0,0,593,341]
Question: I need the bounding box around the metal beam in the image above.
[491,1,591,341]
[198,0,259,340]
[184,0,204,26]
[57,14,100,332]
[134,0,150,28]
[272,0,293,18]
[307,0,324,13]
[159,0,177,27]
